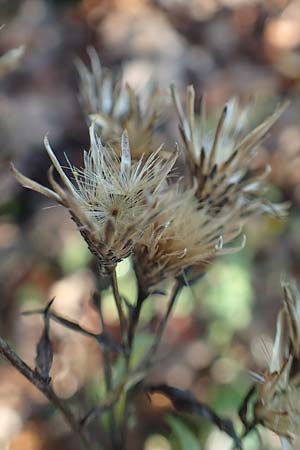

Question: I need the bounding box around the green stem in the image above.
[98,295,121,450]
[110,268,128,350]
[138,278,183,372]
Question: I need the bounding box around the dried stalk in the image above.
[0,336,91,450]
[110,268,128,350]
[137,278,183,372]
[97,293,121,450]
[127,285,148,350]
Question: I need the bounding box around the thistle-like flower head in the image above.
[77,48,159,159]
[253,278,300,448]
[171,84,289,219]
[12,126,177,272]
[133,185,246,291]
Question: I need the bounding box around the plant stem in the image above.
[98,294,121,450]
[138,278,183,371]
[0,335,90,450]
[127,286,148,350]
[109,269,132,450]
[116,286,148,450]
[110,268,128,350]
[120,279,183,446]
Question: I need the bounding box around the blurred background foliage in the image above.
[1,0,300,449]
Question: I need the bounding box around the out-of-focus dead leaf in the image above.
[35,299,54,383]
[146,384,242,449]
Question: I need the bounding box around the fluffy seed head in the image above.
[12,126,177,272]
[133,186,246,291]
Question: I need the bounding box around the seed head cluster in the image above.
[77,48,159,159]
[12,49,287,287]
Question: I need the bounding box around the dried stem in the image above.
[117,285,148,449]
[97,293,121,450]
[0,335,91,450]
[119,279,183,446]
[109,269,135,450]
[127,285,148,350]
[138,278,183,371]
[110,267,128,349]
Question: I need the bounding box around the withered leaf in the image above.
[146,384,242,449]
[35,298,55,383]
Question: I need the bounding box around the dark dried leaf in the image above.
[146,384,242,449]
[35,298,55,383]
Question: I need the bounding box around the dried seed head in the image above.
[77,47,159,159]
[12,126,177,273]
[171,84,289,220]
[253,278,300,447]
[133,186,246,291]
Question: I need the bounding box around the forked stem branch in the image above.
[0,336,91,450]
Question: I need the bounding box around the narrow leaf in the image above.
[35,298,55,382]
[146,384,242,449]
